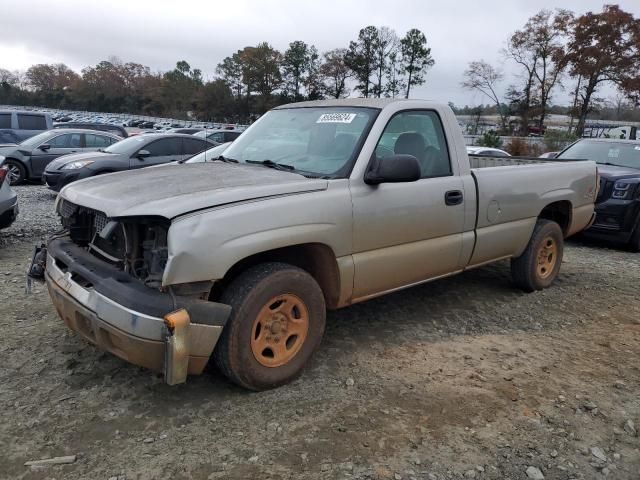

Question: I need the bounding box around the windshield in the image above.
[185,142,232,163]
[557,140,640,169]
[19,130,55,148]
[103,135,147,154]
[222,107,378,178]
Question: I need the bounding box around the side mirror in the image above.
[364,154,421,185]
[39,144,51,151]
[136,149,151,159]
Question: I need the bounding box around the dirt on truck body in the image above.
[41,98,597,390]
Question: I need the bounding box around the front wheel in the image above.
[213,262,326,391]
[511,219,564,292]
[628,218,640,252]
[5,159,26,185]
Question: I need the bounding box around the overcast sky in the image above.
[1,0,636,106]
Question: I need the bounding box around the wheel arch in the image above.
[538,200,572,237]
[210,242,342,309]
[4,156,31,178]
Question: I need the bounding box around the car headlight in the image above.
[612,181,634,199]
[61,160,94,170]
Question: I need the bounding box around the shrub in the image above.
[544,130,577,152]
[504,137,543,157]
[477,131,502,148]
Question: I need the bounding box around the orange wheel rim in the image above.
[536,236,558,279]
[250,294,309,368]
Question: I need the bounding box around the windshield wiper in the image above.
[598,161,636,169]
[246,159,295,171]
[216,155,238,163]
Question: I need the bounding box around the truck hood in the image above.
[59,162,328,218]
[596,163,640,180]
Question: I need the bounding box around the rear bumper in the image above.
[45,238,231,379]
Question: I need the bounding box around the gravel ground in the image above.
[0,184,59,247]
[1,186,639,480]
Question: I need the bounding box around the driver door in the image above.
[130,137,181,169]
[30,132,82,176]
[350,110,466,301]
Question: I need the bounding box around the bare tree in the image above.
[461,60,507,132]
[372,26,398,98]
[320,48,352,99]
[565,5,640,135]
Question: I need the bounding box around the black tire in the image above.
[628,218,640,252]
[511,219,564,292]
[5,159,26,185]
[213,262,326,391]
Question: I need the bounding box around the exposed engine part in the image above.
[58,199,169,289]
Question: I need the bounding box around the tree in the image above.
[303,46,324,100]
[240,42,283,111]
[217,52,244,101]
[345,26,379,98]
[195,79,235,121]
[385,50,406,98]
[461,60,507,132]
[372,27,398,98]
[282,40,311,100]
[319,48,352,99]
[565,5,640,135]
[400,28,435,98]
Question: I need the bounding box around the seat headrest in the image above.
[394,132,426,155]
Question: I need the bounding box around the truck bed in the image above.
[469,155,553,168]
[466,155,597,269]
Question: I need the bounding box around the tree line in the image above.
[0,26,434,123]
[461,4,640,136]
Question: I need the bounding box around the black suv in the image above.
[556,139,640,250]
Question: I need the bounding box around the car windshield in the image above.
[19,131,55,148]
[557,140,640,169]
[222,107,378,178]
[185,142,232,163]
[103,135,147,154]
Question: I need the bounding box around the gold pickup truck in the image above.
[42,99,598,390]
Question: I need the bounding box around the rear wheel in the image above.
[511,219,564,292]
[213,262,326,391]
[5,159,26,185]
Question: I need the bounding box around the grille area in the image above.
[58,198,78,219]
[596,179,613,203]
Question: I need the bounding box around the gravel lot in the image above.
[1,186,639,480]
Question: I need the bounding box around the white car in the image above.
[466,146,511,157]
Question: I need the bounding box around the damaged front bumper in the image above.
[44,237,231,384]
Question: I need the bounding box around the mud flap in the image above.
[26,243,47,293]
[164,309,191,385]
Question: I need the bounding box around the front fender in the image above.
[162,183,353,286]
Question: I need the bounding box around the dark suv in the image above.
[556,139,640,250]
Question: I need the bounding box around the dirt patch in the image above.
[0,188,639,479]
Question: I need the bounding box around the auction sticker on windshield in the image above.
[317,113,357,124]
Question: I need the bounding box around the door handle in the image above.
[444,190,464,206]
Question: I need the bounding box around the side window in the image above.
[182,137,209,155]
[49,133,82,148]
[85,134,113,148]
[0,113,11,129]
[375,110,452,178]
[225,131,241,142]
[208,132,225,143]
[143,138,181,157]
[17,114,47,130]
